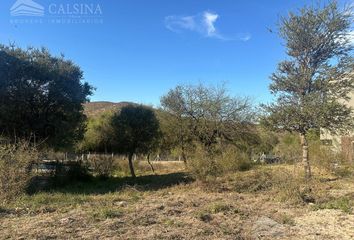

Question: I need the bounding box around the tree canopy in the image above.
[111,105,160,177]
[161,83,256,155]
[0,44,93,149]
[262,2,354,178]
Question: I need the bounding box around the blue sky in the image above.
[0,0,352,106]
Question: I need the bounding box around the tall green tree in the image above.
[0,44,93,149]
[262,2,354,178]
[111,105,160,178]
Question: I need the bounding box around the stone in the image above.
[60,217,75,225]
[252,216,286,239]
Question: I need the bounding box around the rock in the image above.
[114,201,127,207]
[60,217,75,225]
[252,216,286,239]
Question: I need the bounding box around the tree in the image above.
[160,86,193,162]
[0,44,93,149]
[111,105,160,178]
[161,83,255,155]
[262,2,354,178]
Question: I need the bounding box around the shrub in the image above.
[309,141,353,178]
[219,147,252,172]
[88,154,116,178]
[63,161,91,182]
[115,157,132,176]
[0,142,38,201]
[188,145,252,180]
[309,141,338,171]
[230,166,324,205]
[274,133,301,163]
[232,168,274,193]
[187,146,222,180]
[333,166,353,178]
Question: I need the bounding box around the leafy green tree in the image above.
[111,105,160,178]
[0,44,93,149]
[262,2,354,178]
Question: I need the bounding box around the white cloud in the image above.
[165,11,251,41]
[165,15,196,33]
[203,11,218,37]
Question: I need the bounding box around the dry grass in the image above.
[1,162,354,239]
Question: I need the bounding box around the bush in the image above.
[309,141,352,177]
[230,166,324,204]
[114,157,132,176]
[0,142,38,201]
[274,133,301,163]
[219,147,252,172]
[188,145,252,180]
[88,154,116,178]
[232,168,274,193]
[333,166,353,178]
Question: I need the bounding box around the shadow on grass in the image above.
[47,172,194,195]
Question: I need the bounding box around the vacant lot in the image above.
[1,162,354,240]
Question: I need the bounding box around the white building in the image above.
[320,91,354,162]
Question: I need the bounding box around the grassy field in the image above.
[1,161,354,239]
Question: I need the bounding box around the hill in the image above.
[83,101,134,117]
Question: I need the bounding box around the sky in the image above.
[0,0,352,106]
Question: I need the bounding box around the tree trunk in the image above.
[300,133,311,179]
[128,153,136,178]
[146,154,155,174]
[181,141,187,165]
[181,151,187,165]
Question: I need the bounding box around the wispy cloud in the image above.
[238,33,252,42]
[165,11,251,41]
[203,11,218,37]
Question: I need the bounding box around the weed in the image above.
[208,202,232,214]
[232,167,274,193]
[334,166,353,178]
[196,211,213,222]
[195,202,231,223]
[313,197,352,213]
[91,208,123,220]
[278,214,296,225]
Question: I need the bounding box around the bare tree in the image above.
[161,83,255,155]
